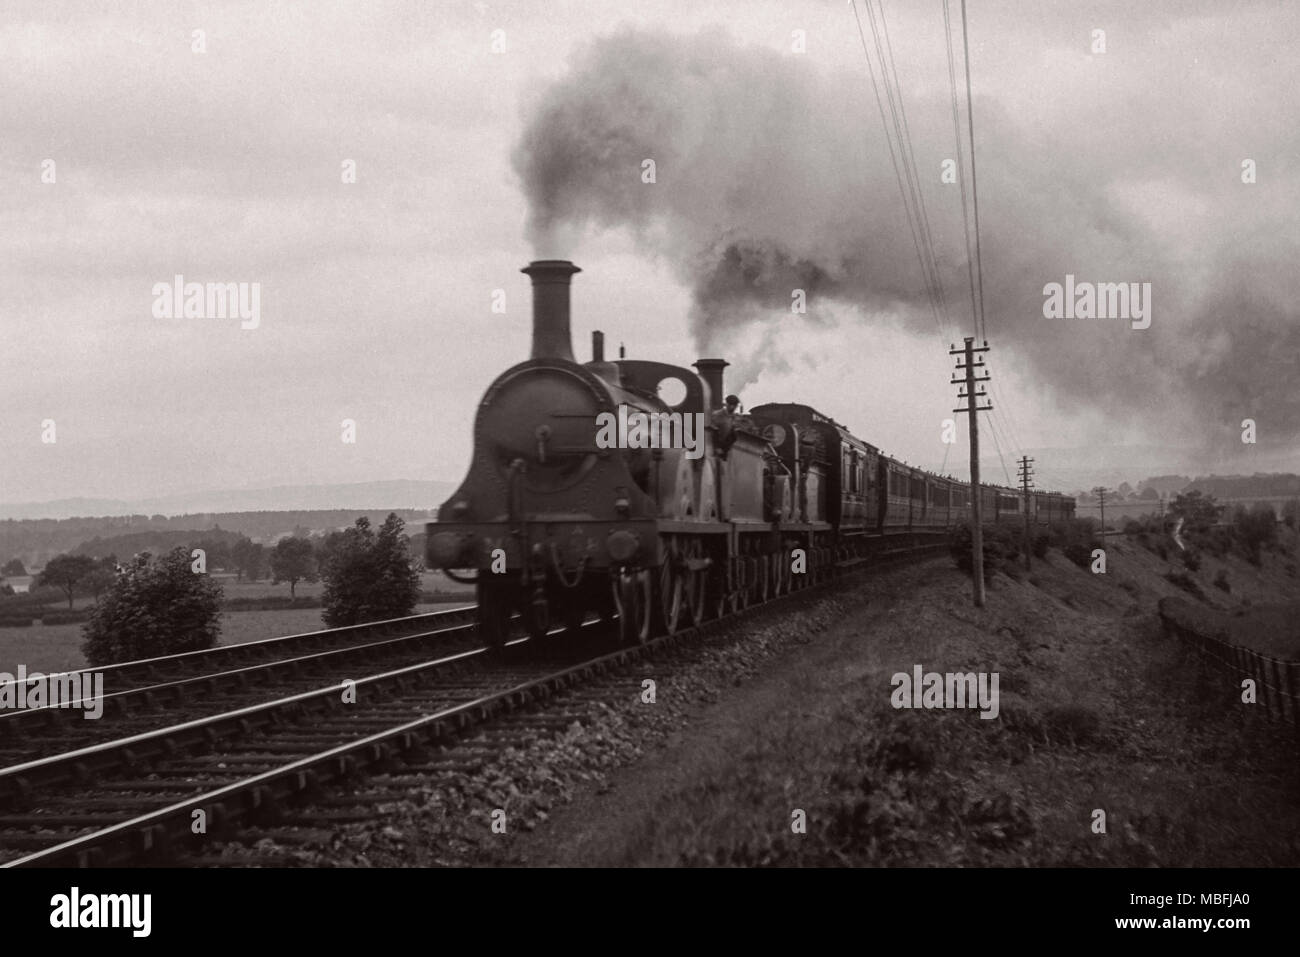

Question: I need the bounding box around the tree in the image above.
[1,558,26,577]
[80,566,118,601]
[1138,486,1159,501]
[231,538,266,582]
[1284,498,1299,529]
[82,548,224,666]
[270,536,317,597]
[36,554,98,608]
[320,514,422,628]
[1167,490,1223,534]
[195,537,232,573]
[1234,503,1278,564]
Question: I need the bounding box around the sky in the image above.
[3,0,1298,510]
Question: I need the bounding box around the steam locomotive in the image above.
[427,260,1075,647]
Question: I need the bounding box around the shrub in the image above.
[1062,541,1093,568]
[1045,518,1102,569]
[0,616,33,628]
[320,514,422,628]
[1233,503,1277,565]
[0,587,64,613]
[1031,532,1051,559]
[950,522,1022,582]
[1043,704,1102,746]
[41,609,91,625]
[1200,526,1233,558]
[1182,549,1201,572]
[1164,571,1206,600]
[82,548,224,666]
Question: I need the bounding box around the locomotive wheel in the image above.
[712,555,731,620]
[681,540,707,626]
[657,544,684,636]
[525,590,550,641]
[613,569,653,646]
[562,603,587,633]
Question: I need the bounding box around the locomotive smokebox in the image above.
[522,260,582,361]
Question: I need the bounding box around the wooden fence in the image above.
[1158,597,1300,734]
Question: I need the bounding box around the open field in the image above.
[201,570,473,601]
[0,598,473,676]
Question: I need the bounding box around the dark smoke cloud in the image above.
[512,26,1300,456]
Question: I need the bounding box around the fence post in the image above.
[1257,651,1273,723]
[1284,660,1294,738]
[1269,657,1285,727]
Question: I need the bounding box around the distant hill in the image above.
[0,480,457,521]
[1185,473,1300,499]
[70,528,249,561]
[1138,475,1192,496]
[0,502,449,569]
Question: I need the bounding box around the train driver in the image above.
[713,394,742,457]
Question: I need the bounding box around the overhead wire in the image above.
[942,0,982,344]
[869,0,955,344]
[848,1,1068,497]
[849,0,952,346]
[959,0,988,342]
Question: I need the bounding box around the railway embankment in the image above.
[238,530,1300,867]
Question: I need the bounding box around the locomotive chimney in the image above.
[693,358,729,409]
[592,330,605,362]
[522,260,581,361]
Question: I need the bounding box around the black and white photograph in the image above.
[1,0,1295,934]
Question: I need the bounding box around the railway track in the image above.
[0,538,947,867]
[0,606,488,765]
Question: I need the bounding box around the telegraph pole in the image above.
[1018,455,1034,569]
[1093,486,1107,542]
[951,337,992,607]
